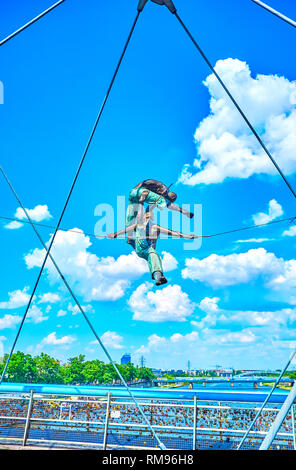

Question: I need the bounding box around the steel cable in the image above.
[0,0,66,47]
[174,11,296,202]
[0,8,167,449]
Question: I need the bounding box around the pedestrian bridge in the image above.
[155,376,294,388]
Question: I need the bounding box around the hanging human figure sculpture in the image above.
[126,179,194,246]
[108,210,197,286]
[137,0,177,14]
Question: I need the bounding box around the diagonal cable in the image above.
[202,216,296,239]
[1,213,296,241]
[173,11,296,202]
[1,8,141,374]
[173,8,296,449]
[0,9,166,449]
[0,0,66,47]
[251,0,296,29]
[0,165,166,449]
[171,6,296,451]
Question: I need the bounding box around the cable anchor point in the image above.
[137,0,177,14]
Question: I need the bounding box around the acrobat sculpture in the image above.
[108,179,197,286]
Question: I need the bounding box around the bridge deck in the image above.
[0,382,293,404]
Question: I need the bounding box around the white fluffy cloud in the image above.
[24,229,177,302]
[135,303,296,368]
[99,331,124,350]
[192,296,296,331]
[208,329,256,345]
[4,205,52,230]
[38,293,61,304]
[170,331,199,343]
[0,287,30,309]
[41,331,76,346]
[283,224,296,237]
[236,238,271,243]
[57,309,67,317]
[252,199,283,225]
[135,328,259,370]
[27,305,49,324]
[128,282,196,322]
[182,248,296,294]
[67,302,93,316]
[179,58,296,185]
[4,221,23,230]
[199,296,220,313]
[0,314,22,329]
[0,287,50,324]
[136,331,199,355]
[15,205,52,222]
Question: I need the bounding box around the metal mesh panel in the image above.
[0,394,29,444]
[107,400,154,449]
[27,396,107,448]
[0,392,294,450]
[107,399,194,450]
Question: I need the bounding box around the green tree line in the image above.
[0,352,156,385]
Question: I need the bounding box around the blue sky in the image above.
[1,0,296,371]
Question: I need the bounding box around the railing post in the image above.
[193,395,197,450]
[103,392,111,450]
[22,390,34,447]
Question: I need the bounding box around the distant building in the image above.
[215,368,233,378]
[121,353,131,365]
